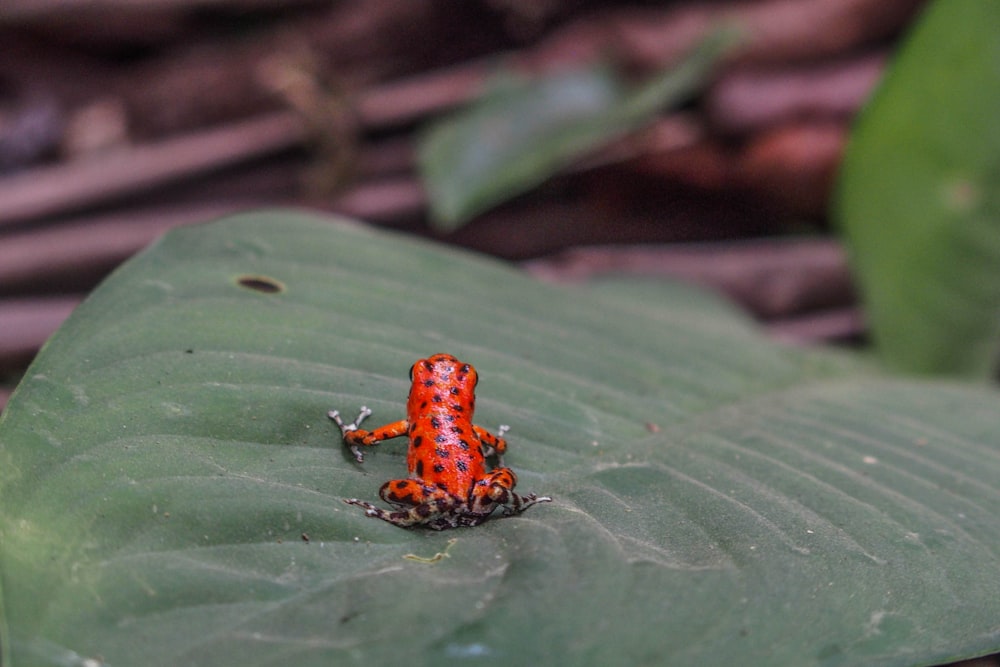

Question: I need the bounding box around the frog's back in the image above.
[406,354,486,493]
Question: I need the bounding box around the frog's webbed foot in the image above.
[328,406,372,462]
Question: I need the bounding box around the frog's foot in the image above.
[344,496,464,530]
[470,467,552,518]
[328,406,372,435]
[328,406,372,462]
[501,492,553,516]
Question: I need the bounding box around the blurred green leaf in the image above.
[2,211,1000,666]
[418,29,734,230]
[836,0,1000,377]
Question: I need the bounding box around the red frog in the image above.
[329,353,551,530]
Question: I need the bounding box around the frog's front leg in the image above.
[328,407,407,463]
[474,423,509,464]
[345,479,463,529]
[470,467,553,517]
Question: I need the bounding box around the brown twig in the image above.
[523,237,853,319]
[328,178,427,223]
[0,203,252,295]
[766,307,865,344]
[524,0,924,71]
[0,0,311,19]
[0,112,304,226]
[0,296,81,370]
[118,0,497,138]
[706,53,886,134]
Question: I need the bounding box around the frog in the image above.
[329,353,551,530]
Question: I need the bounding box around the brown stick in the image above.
[524,0,923,71]
[0,112,304,226]
[0,296,81,368]
[766,307,865,344]
[0,203,251,294]
[706,53,886,134]
[0,0,306,19]
[328,178,427,223]
[523,237,854,319]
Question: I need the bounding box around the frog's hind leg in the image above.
[500,490,552,516]
[343,497,463,529]
[471,467,552,517]
[378,479,454,508]
[344,480,463,529]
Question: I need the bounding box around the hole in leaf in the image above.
[236,274,284,294]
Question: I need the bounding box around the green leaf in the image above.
[835,0,1000,377]
[418,29,734,229]
[2,211,1000,666]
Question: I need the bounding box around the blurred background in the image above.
[0,0,929,411]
